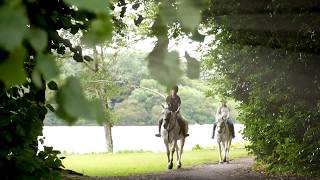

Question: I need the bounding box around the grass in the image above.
[62,148,250,176]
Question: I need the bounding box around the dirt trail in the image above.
[67,157,318,180]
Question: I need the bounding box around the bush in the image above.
[0,83,64,179]
[203,2,320,174]
[192,144,203,151]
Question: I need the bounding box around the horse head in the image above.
[216,117,227,134]
[161,104,178,130]
[163,108,172,130]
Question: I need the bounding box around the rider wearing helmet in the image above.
[155,85,189,138]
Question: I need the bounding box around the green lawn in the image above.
[62,148,249,176]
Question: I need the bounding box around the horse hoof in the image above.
[177,164,181,169]
[219,161,223,164]
[227,161,230,164]
[168,163,173,169]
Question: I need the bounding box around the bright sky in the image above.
[131,35,215,61]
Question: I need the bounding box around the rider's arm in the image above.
[176,96,181,113]
[166,96,171,108]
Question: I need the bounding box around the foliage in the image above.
[192,144,203,151]
[78,47,121,126]
[109,51,150,86]
[0,0,114,178]
[145,0,208,89]
[0,81,64,179]
[202,0,320,175]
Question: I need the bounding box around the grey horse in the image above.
[161,105,188,169]
[215,115,233,163]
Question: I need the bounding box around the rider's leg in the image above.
[227,119,235,138]
[212,122,217,139]
[177,114,189,137]
[155,118,163,137]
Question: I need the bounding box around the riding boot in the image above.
[155,119,162,137]
[212,123,217,139]
[230,122,235,138]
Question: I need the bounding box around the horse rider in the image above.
[211,100,235,139]
[155,85,189,138]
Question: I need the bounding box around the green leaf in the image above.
[185,52,200,79]
[47,81,58,90]
[192,0,210,9]
[64,0,109,13]
[148,49,182,88]
[31,69,42,87]
[87,100,105,124]
[55,77,105,124]
[0,46,27,87]
[0,6,28,51]
[16,124,25,136]
[28,28,48,52]
[44,146,53,152]
[82,14,113,45]
[56,77,88,119]
[151,15,168,37]
[159,2,177,25]
[55,107,77,124]
[177,0,201,31]
[36,54,59,80]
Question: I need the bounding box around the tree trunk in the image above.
[104,121,113,153]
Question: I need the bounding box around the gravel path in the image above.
[65,157,318,180]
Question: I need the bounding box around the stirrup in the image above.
[155,134,161,137]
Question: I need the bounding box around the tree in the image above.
[202,0,320,175]
[0,0,116,178]
[77,45,120,152]
[179,86,216,124]
[114,102,149,125]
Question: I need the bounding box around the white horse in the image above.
[215,115,233,164]
[161,105,188,169]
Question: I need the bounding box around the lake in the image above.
[40,124,246,154]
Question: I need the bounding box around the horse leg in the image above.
[222,142,227,163]
[175,145,179,163]
[223,142,227,162]
[165,141,170,163]
[176,143,180,169]
[177,139,185,169]
[168,143,175,169]
[218,142,223,164]
[226,140,232,163]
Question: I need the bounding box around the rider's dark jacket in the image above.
[166,95,181,112]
